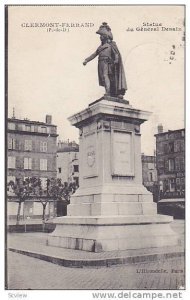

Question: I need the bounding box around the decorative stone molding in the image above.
[103,120,111,130]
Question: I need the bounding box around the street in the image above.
[7,251,184,290]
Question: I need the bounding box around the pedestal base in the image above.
[67,184,156,216]
[48,99,180,253]
[47,215,179,252]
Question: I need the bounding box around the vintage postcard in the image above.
[5,4,185,295]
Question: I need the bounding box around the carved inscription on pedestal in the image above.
[87,146,96,167]
[83,132,98,178]
[112,131,134,176]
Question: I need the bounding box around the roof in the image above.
[8,117,56,127]
[57,146,79,153]
[154,128,185,137]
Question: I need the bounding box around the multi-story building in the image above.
[57,141,79,186]
[155,126,185,201]
[141,154,158,201]
[7,114,58,220]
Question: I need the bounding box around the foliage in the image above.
[7,177,78,222]
[47,178,78,204]
[7,177,39,202]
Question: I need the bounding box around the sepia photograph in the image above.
[5,4,185,293]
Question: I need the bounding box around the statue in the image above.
[83,22,127,99]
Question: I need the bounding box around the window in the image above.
[8,122,15,130]
[40,141,47,152]
[149,172,153,182]
[164,159,169,171]
[174,141,181,152]
[58,167,62,174]
[73,165,79,172]
[15,124,21,130]
[25,125,31,132]
[8,156,16,169]
[181,140,185,152]
[157,157,164,168]
[159,181,163,192]
[181,177,185,188]
[164,144,168,154]
[39,126,47,133]
[40,177,47,190]
[25,140,32,151]
[176,178,180,190]
[168,159,175,171]
[180,157,185,170]
[168,142,174,153]
[156,142,163,155]
[175,157,180,171]
[169,178,175,192]
[24,157,32,169]
[164,179,169,191]
[8,138,16,150]
[40,159,47,171]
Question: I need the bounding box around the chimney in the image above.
[157,123,163,134]
[46,115,52,124]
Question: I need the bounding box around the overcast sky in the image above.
[8,5,184,155]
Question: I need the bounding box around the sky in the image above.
[8,5,185,155]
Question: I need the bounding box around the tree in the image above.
[28,177,49,221]
[7,177,78,224]
[47,178,78,205]
[7,177,38,225]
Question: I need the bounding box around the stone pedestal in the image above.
[47,97,179,252]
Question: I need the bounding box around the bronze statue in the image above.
[83,22,127,99]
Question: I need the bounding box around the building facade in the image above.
[7,115,58,220]
[141,154,158,201]
[57,141,79,186]
[155,128,185,200]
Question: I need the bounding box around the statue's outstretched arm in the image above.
[83,51,98,65]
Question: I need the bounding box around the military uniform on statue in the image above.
[83,22,127,98]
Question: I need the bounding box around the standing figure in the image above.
[83,22,127,99]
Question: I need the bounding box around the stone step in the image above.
[50,214,173,225]
[8,246,184,268]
